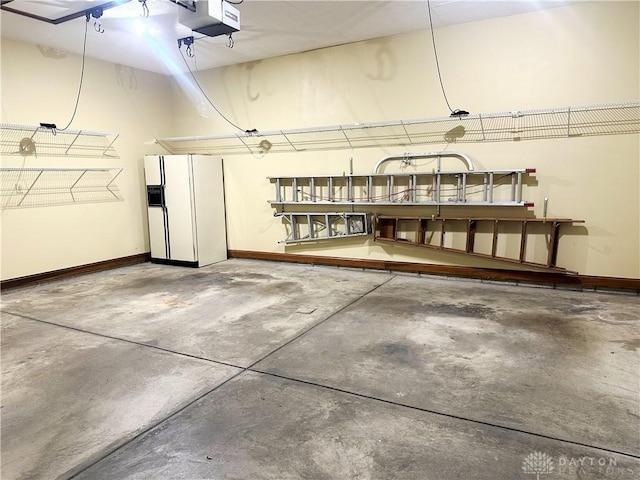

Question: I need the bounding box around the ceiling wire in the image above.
[58,17,89,132]
[139,0,149,17]
[192,46,199,70]
[426,0,454,114]
[178,47,246,132]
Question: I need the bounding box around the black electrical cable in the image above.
[179,47,246,132]
[225,0,243,4]
[58,18,89,132]
[140,0,149,17]
[426,0,454,114]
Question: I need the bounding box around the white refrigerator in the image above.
[144,154,227,267]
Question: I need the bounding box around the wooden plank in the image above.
[377,218,396,239]
[466,219,477,253]
[491,220,499,257]
[519,221,528,262]
[374,215,582,223]
[418,219,427,245]
[547,221,561,267]
[1,253,150,290]
[227,250,640,292]
[376,238,571,272]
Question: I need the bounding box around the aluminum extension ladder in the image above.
[268,168,536,208]
[275,212,372,244]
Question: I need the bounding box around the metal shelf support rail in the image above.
[276,212,372,244]
[0,168,124,209]
[1,123,120,158]
[268,168,536,207]
[156,100,639,155]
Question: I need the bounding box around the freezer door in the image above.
[144,155,162,186]
[144,155,168,260]
[148,207,168,259]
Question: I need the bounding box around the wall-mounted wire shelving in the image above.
[0,168,124,209]
[157,100,639,156]
[0,123,119,158]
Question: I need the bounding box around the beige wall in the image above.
[1,38,173,281]
[170,2,640,279]
[1,1,638,281]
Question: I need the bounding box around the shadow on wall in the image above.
[36,45,67,59]
[339,37,398,126]
[557,223,589,271]
[375,240,537,272]
[244,60,263,102]
[274,225,587,274]
[283,236,376,254]
[581,224,614,256]
[115,64,138,90]
[364,38,397,82]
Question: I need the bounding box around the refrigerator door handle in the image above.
[162,205,170,259]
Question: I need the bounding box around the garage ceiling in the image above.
[1,0,574,75]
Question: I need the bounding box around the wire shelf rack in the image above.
[0,123,119,158]
[157,100,640,155]
[0,168,124,209]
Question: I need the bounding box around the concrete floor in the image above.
[1,259,638,480]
